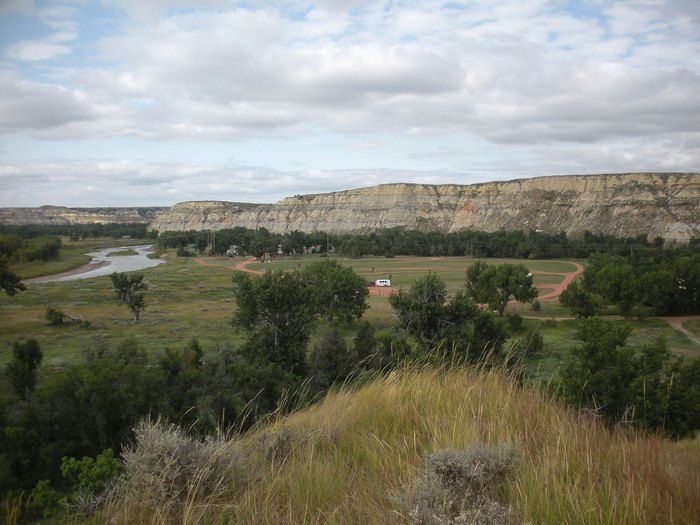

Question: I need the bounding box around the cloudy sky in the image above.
[1,0,699,207]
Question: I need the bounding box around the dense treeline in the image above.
[559,252,700,316]
[0,223,157,241]
[0,234,61,263]
[157,226,698,259]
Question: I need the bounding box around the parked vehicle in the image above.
[375,279,391,287]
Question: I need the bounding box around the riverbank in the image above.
[22,261,112,284]
[21,245,164,284]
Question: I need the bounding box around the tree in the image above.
[5,339,43,400]
[110,272,148,321]
[389,273,506,360]
[0,255,25,297]
[559,280,601,317]
[559,317,676,430]
[665,358,700,438]
[232,270,315,376]
[310,328,354,391]
[301,259,369,323]
[389,273,449,347]
[353,320,379,368]
[465,261,538,315]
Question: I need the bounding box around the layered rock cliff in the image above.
[150,173,699,242]
[0,206,166,226]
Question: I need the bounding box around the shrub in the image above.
[505,313,523,334]
[112,419,244,513]
[255,424,296,467]
[45,307,65,326]
[28,480,61,520]
[397,444,518,525]
[514,329,544,358]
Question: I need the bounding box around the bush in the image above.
[45,306,65,326]
[505,313,523,334]
[255,425,296,467]
[396,444,518,524]
[514,329,544,358]
[28,480,61,520]
[112,419,244,513]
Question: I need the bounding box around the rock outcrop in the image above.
[150,173,699,242]
[0,206,166,226]
[2,174,698,242]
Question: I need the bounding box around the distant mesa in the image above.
[2,173,698,243]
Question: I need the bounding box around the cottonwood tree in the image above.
[310,328,354,391]
[232,270,315,376]
[465,261,538,315]
[560,317,675,429]
[110,272,148,321]
[301,259,369,322]
[389,273,506,360]
[559,280,601,317]
[232,262,369,377]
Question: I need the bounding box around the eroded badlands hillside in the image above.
[0,206,166,226]
[151,173,699,242]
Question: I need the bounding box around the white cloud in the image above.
[0,0,698,206]
[5,40,71,61]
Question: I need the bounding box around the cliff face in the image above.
[0,206,167,226]
[2,174,698,241]
[150,173,699,242]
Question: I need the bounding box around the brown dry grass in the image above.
[96,366,700,525]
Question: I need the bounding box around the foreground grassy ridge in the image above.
[100,367,700,525]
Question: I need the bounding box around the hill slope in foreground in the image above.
[98,367,700,525]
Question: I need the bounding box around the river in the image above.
[28,245,165,283]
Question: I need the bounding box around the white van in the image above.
[375,279,392,287]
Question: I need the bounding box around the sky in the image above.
[0,0,699,207]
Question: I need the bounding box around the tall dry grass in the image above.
[97,366,700,524]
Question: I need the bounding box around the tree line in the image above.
[0,224,157,241]
[158,226,698,260]
[560,252,700,316]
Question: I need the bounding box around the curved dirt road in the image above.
[532,262,585,301]
[194,256,264,275]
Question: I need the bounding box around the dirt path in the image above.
[534,262,585,301]
[664,316,700,346]
[194,256,264,275]
[195,258,585,300]
[189,257,697,345]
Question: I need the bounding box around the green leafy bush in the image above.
[45,306,65,326]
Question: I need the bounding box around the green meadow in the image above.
[1,247,698,373]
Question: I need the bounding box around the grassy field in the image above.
[2,251,698,372]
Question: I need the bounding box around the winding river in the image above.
[28,245,165,283]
